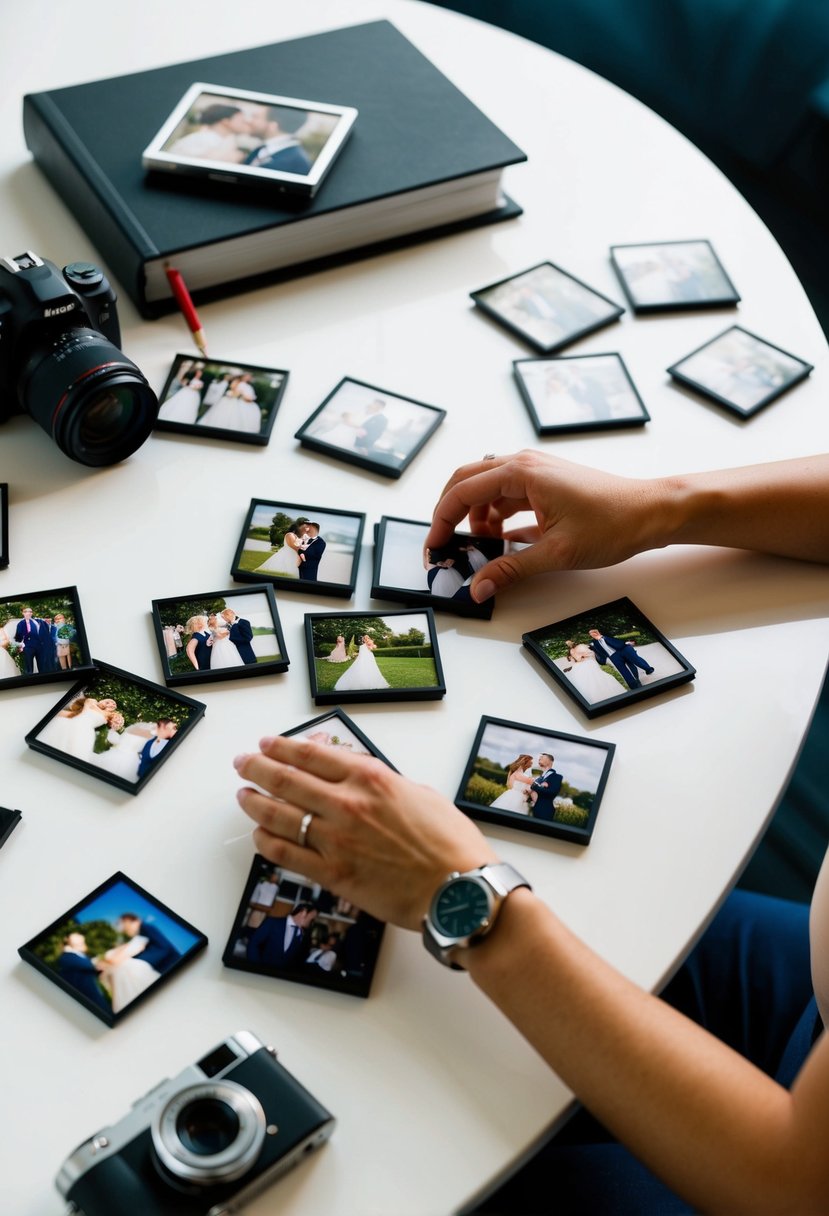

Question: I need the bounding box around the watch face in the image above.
[434,878,491,939]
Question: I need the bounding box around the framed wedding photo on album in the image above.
[305,609,446,704]
[19,871,207,1027]
[667,326,813,418]
[610,239,740,313]
[470,261,624,354]
[513,353,650,435]
[223,853,385,999]
[522,597,695,719]
[0,482,8,568]
[294,377,446,479]
[455,716,615,845]
[154,354,289,445]
[231,499,365,598]
[151,585,289,687]
[372,516,504,619]
[25,662,206,794]
[0,586,93,692]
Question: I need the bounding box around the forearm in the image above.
[463,890,824,1214]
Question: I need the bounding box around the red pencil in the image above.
[165,266,208,356]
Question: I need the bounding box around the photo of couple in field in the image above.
[232,501,364,596]
[307,611,445,703]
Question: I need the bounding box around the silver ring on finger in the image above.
[297,811,314,849]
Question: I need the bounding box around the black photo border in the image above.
[667,325,814,418]
[512,352,650,436]
[371,516,501,619]
[470,260,625,354]
[231,498,365,599]
[304,607,446,705]
[0,806,22,850]
[610,239,741,314]
[18,869,207,1028]
[0,482,8,568]
[0,584,94,692]
[153,353,289,446]
[25,660,206,795]
[294,376,447,480]
[522,596,696,719]
[151,584,289,687]
[455,715,615,845]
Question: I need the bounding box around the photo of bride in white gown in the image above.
[489,754,535,814]
[96,936,160,1014]
[334,635,390,692]
[157,370,205,425]
[256,523,308,577]
[38,697,109,758]
[206,614,245,669]
[0,628,19,679]
[562,642,625,703]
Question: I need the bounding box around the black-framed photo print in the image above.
[223,854,385,999]
[142,82,358,198]
[282,707,398,770]
[305,609,446,704]
[294,377,446,479]
[667,325,813,418]
[523,597,695,718]
[151,585,289,686]
[0,482,8,568]
[0,586,93,691]
[0,806,22,850]
[455,716,615,845]
[513,353,650,435]
[154,354,288,445]
[19,871,207,1027]
[610,240,740,313]
[470,261,624,354]
[372,516,503,619]
[25,662,206,793]
[231,499,365,598]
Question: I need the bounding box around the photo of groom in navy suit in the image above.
[588,628,655,690]
[221,608,257,663]
[298,523,326,583]
[57,931,110,1012]
[116,913,181,974]
[530,752,564,823]
[136,719,178,780]
[14,607,52,675]
[246,902,318,971]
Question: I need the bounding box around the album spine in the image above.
[22,92,159,314]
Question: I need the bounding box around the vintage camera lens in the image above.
[152,1080,266,1185]
[17,328,157,467]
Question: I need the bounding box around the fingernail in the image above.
[472,578,496,603]
[259,736,277,750]
[233,754,248,771]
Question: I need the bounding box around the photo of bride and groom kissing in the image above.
[154,588,288,685]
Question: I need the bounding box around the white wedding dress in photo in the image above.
[258,534,305,577]
[565,653,624,703]
[199,392,261,434]
[100,936,160,1013]
[158,379,203,425]
[0,639,18,679]
[490,773,534,814]
[320,415,358,449]
[95,728,146,783]
[209,629,245,669]
[40,703,108,758]
[334,643,390,691]
[327,638,349,662]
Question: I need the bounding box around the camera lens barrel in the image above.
[151,1080,267,1185]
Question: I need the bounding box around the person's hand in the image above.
[235,736,498,930]
[426,450,663,601]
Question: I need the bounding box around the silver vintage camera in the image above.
[56,1030,335,1215]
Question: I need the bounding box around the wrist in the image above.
[642,473,723,551]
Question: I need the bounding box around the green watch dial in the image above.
[434,878,491,938]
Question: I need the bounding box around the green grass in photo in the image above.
[314,654,438,692]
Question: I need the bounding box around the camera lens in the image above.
[18,328,157,467]
[176,1098,240,1157]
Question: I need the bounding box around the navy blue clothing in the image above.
[57,950,110,1012]
[298,537,326,581]
[247,917,309,969]
[589,635,654,689]
[132,921,180,974]
[244,142,311,175]
[191,629,212,671]
[228,617,256,663]
[354,413,387,452]
[137,738,168,780]
[530,768,563,823]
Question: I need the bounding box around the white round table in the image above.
[1,3,828,1213]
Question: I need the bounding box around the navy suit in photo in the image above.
[57,950,110,1012]
[247,917,309,970]
[137,738,170,780]
[244,142,311,175]
[191,629,212,671]
[354,413,387,453]
[531,768,563,823]
[14,617,51,674]
[589,635,654,689]
[298,536,326,581]
[131,921,180,973]
[228,617,257,664]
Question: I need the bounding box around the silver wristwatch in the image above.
[422,861,532,970]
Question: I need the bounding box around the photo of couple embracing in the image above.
[233,501,364,596]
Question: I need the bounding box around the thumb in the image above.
[469,543,554,602]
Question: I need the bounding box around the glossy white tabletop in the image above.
[2,3,828,1214]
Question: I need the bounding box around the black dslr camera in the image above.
[0,251,157,466]
[56,1031,335,1215]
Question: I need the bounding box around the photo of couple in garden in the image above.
[308,611,444,702]
[154,589,285,683]
[21,873,205,1025]
[0,588,89,686]
[233,501,363,594]
[155,355,287,442]
[457,717,615,843]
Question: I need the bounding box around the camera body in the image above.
[56,1031,335,1216]
[0,251,157,466]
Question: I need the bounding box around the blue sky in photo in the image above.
[68,877,201,953]
[476,721,608,793]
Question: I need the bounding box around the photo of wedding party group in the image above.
[0,586,92,690]
[19,872,207,1026]
[610,239,740,312]
[513,353,650,434]
[372,516,505,619]
[143,82,358,196]
[155,354,288,444]
[152,586,288,686]
[667,325,813,418]
[26,663,205,792]
[306,609,446,704]
[471,261,625,354]
[223,854,384,998]
[232,499,365,597]
[282,708,398,771]
[523,597,695,718]
[456,716,615,844]
[295,377,446,478]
